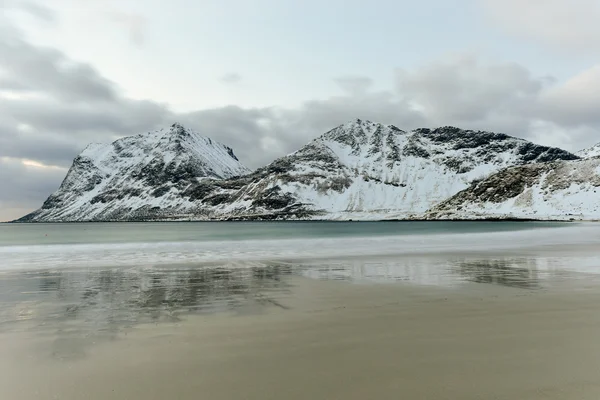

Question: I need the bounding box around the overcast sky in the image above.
[2,0,600,221]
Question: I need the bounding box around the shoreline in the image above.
[4,218,586,224]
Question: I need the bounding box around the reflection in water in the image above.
[0,265,294,335]
[0,256,594,361]
[0,264,298,360]
[0,256,575,340]
[299,259,461,286]
[455,258,541,289]
[298,257,551,289]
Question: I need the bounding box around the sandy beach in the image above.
[3,268,600,400]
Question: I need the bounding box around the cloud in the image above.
[219,73,243,84]
[0,127,82,167]
[0,0,56,23]
[0,35,118,102]
[107,11,146,47]
[16,1,57,23]
[482,0,600,52]
[538,65,600,126]
[392,54,600,149]
[0,157,67,221]
[394,54,546,133]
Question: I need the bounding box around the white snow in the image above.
[577,143,600,159]
[216,119,572,220]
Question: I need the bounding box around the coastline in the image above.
[4,216,587,223]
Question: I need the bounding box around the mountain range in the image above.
[17,120,599,222]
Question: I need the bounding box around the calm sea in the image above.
[1,221,600,336]
[0,220,568,246]
[0,221,586,271]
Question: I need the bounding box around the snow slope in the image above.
[19,119,580,222]
[426,158,600,220]
[577,143,600,159]
[19,124,250,222]
[191,119,579,220]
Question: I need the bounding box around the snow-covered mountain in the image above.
[18,119,580,222]
[577,143,600,159]
[178,119,579,220]
[426,158,600,220]
[19,123,250,222]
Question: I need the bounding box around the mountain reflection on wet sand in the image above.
[2,255,600,399]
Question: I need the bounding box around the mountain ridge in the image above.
[18,123,250,222]
[17,119,587,222]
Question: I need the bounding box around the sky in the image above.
[2,0,600,221]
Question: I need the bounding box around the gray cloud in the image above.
[394,55,545,134]
[391,55,600,149]
[0,129,82,167]
[537,66,600,126]
[5,98,169,136]
[0,36,117,102]
[219,73,243,84]
[0,157,66,221]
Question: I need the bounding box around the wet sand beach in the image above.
[2,256,600,400]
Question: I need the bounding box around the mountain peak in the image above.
[577,143,600,158]
[17,125,251,222]
[170,122,185,130]
[168,122,191,138]
[342,118,380,130]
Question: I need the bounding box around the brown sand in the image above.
[2,276,600,399]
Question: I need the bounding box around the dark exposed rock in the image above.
[152,186,171,198]
[439,157,474,174]
[222,203,321,221]
[262,157,295,174]
[385,132,401,165]
[251,186,296,209]
[402,141,430,158]
[226,147,240,161]
[41,194,62,210]
[213,177,249,190]
[279,173,326,185]
[420,126,510,149]
[203,193,233,206]
[293,143,341,166]
[81,174,104,191]
[90,188,144,204]
[315,176,353,194]
[323,123,366,155]
[433,163,554,208]
[518,143,579,163]
[182,182,217,201]
[134,158,219,187]
[368,126,384,156]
